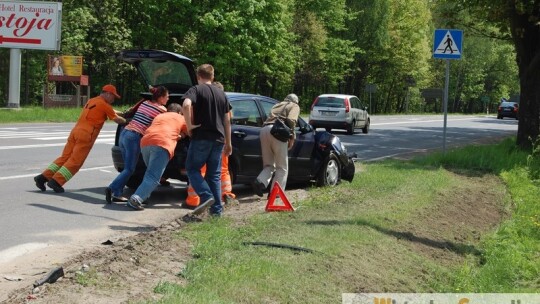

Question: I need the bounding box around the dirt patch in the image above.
[2,176,508,303]
[395,172,508,266]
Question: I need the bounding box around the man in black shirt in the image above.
[182,64,232,217]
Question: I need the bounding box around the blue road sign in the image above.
[433,29,463,59]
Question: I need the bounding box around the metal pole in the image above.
[369,92,372,113]
[443,59,450,154]
[8,48,22,108]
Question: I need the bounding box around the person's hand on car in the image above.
[287,138,294,150]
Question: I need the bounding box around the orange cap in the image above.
[102,84,121,99]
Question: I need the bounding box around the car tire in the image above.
[316,154,341,187]
[346,121,355,135]
[126,175,143,189]
[362,119,370,134]
[497,115,502,119]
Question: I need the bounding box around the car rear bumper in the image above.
[309,119,352,129]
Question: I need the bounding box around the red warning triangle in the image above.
[265,182,294,212]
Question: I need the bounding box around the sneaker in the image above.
[46,179,64,193]
[159,178,171,186]
[34,174,47,192]
[251,179,264,197]
[191,198,214,216]
[127,197,144,211]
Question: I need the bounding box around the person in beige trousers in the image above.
[252,93,300,196]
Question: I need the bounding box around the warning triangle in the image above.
[265,182,295,212]
[434,31,461,55]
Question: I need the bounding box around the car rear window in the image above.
[139,61,193,88]
[314,97,345,108]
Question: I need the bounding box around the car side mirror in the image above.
[300,124,313,134]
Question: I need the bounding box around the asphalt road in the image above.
[0,114,517,279]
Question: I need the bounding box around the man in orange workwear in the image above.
[34,84,126,193]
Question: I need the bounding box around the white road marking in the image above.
[0,138,114,150]
[0,166,115,180]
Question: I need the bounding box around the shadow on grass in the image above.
[305,218,482,257]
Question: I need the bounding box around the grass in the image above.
[143,137,539,303]
[414,138,540,292]
[0,106,129,123]
[0,106,83,123]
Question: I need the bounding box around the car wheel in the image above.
[316,154,341,187]
[362,119,370,134]
[126,175,143,189]
[346,121,355,135]
[497,115,502,119]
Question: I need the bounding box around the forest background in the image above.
[0,0,521,116]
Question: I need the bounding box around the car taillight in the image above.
[345,98,350,113]
[514,106,518,112]
[498,106,502,111]
[311,97,318,111]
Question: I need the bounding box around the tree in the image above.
[443,0,540,149]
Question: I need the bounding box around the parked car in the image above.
[309,94,370,135]
[111,50,355,189]
[497,101,519,120]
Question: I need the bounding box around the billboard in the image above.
[0,1,62,50]
[48,55,83,77]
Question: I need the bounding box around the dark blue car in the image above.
[111,50,355,188]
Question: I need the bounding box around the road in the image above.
[0,114,517,297]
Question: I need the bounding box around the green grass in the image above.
[0,106,129,123]
[143,137,539,303]
[417,138,540,292]
[0,106,83,123]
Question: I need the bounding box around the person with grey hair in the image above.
[252,93,300,196]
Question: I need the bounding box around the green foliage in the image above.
[527,137,540,180]
[0,0,523,117]
[413,137,528,174]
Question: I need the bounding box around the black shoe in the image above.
[181,202,196,210]
[105,187,112,204]
[47,179,65,193]
[34,174,47,192]
[251,180,264,197]
[191,198,214,216]
[106,187,128,203]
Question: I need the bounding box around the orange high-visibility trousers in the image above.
[42,127,98,186]
[185,153,235,207]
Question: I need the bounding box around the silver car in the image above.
[309,94,370,134]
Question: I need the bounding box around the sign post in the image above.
[433,29,463,154]
[365,83,377,113]
[1,1,62,108]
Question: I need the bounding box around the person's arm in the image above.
[113,115,126,125]
[223,111,232,156]
[182,98,195,136]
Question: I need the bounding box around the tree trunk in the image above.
[510,5,540,149]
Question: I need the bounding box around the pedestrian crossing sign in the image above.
[433,29,463,59]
